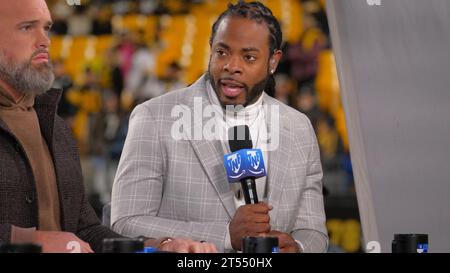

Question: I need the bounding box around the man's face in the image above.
[208,17,281,107]
[0,0,54,95]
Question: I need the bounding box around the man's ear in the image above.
[270,50,283,74]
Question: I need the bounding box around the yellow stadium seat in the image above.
[181,14,212,83]
[262,0,282,19]
[327,219,344,247]
[341,219,361,253]
[315,50,349,151]
[95,35,114,53]
[335,108,349,151]
[155,15,187,77]
[315,50,339,112]
[50,35,64,60]
[285,0,304,44]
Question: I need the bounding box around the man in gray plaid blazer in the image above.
[111,1,328,253]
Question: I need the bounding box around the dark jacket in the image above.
[0,89,122,252]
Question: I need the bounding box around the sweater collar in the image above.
[0,87,35,111]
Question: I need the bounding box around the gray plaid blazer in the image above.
[111,75,328,252]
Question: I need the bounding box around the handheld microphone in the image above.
[225,125,266,204]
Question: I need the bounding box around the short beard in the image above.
[0,49,54,96]
[207,64,269,108]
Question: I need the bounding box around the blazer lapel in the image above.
[190,139,236,219]
[183,75,236,219]
[265,98,292,222]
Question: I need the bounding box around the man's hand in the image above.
[229,202,272,250]
[264,230,300,253]
[33,231,93,253]
[157,238,217,253]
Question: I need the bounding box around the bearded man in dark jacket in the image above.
[0,0,216,253]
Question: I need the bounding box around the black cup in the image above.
[242,236,279,253]
[0,243,42,253]
[392,234,428,253]
[103,238,144,253]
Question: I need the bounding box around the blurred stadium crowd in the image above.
[46,0,360,252]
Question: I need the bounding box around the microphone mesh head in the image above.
[228,125,252,152]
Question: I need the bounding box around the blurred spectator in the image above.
[139,0,160,15]
[92,5,113,35]
[111,0,132,15]
[286,12,327,87]
[151,61,186,96]
[53,59,76,121]
[302,0,330,36]
[66,67,102,155]
[152,1,170,15]
[90,91,120,160]
[274,73,296,105]
[68,5,93,36]
[296,84,321,127]
[340,152,355,193]
[90,91,121,204]
[156,0,190,15]
[51,18,68,36]
[50,1,71,35]
[107,46,125,103]
[116,30,136,86]
[316,113,343,171]
[109,111,131,161]
[161,61,185,89]
[125,39,158,103]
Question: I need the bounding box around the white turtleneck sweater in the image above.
[206,80,269,251]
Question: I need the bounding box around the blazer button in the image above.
[25,195,34,204]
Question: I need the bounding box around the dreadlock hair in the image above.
[209,1,283,97]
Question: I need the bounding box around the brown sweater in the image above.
[0,90,61,231]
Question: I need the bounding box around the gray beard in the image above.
[0,50,54,96]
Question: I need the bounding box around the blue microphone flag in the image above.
[224,148,266,183]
